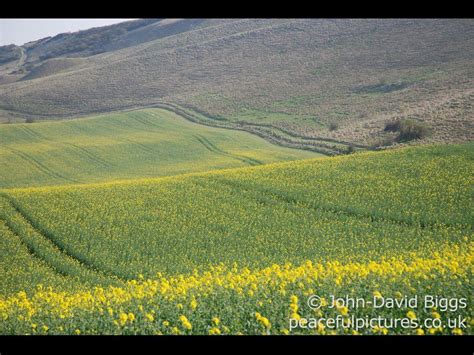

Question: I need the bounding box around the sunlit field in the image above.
[1,142,472,335]
[0,108,318,189]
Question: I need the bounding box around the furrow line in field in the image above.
[3,146,80,184]
[1,194,126,283]
[194,134,262,166]
[201,177,466,231]
[62,143,112,168]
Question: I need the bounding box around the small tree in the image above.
[329,122,339,131]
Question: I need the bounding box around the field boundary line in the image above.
[1,101,369,156]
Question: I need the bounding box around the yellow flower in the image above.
[255,312,271,329]
[190,299,198,311]
[128,312,135,322]
[280,328,290,335]
[290,312,301,321]
[119,312,128,326]
[431,311,441,319]
[452,328,463,335]
[171,327,180,335]
[212,317,220,326]
[338,306,349,316]
[371,326,387,334]
[162,320,170,327]
[209,327,221,335]
[179,315,192,330]
[74,329,81,335]
[373,291,382,299]
[416,328,424,335]
[406,310,417,320]
[428,327,442,335]
[145,313,154,322]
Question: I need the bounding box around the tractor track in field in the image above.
[0,214,72,278]
[18,125,45,140]
[62,142,112,168]
[194,134,263,167]
[195,176,465,231]
[117,137,159,156]
[3,146,81,184]
[0,194,127,283]
[129,111,162,131]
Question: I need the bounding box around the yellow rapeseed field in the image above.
[0,140,472,334]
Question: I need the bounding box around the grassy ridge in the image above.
[0,108,318,189]
[0,143,472,334]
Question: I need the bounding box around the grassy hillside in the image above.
[0,143,472,334]
[1,19,472,149]
[0,108,318,189]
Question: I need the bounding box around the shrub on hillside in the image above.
[384,120,401,132]
[398,119,431,142]
[329,122,339,131]
[384,119,431,142]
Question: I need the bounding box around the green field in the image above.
[0,136,472,334]
[0,108,318,189]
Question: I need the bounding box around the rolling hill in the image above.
[0,18,472,336]
[0,143,472,334]
[0,107,318,189]
[0,19,473,151]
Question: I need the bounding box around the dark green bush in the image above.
[384,120,401,132]
[398,119,431,142]
[384,119,430,142]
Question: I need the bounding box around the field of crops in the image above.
[0,108,318,189]
[0,142,472,335]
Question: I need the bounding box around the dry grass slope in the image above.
[0,19,473,150]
